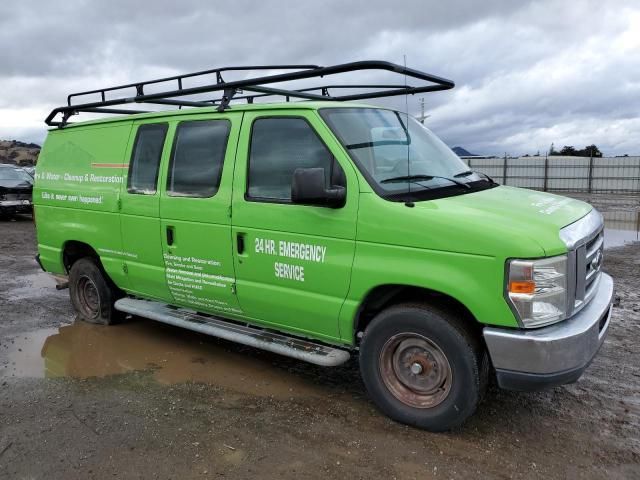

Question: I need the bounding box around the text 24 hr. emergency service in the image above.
[254,237,327,282]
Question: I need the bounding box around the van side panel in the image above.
[34,123,133,288]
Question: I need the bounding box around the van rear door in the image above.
[158,113,242,316]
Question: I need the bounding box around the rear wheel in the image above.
[359,303,487,431]
[69,257,122,325]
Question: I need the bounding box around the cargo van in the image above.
[34,62,613,431]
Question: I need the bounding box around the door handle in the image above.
[166,226,175,246]
[236,233,245,254]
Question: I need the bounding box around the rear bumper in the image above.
[484,273,613,391]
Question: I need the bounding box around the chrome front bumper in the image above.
[484,273,613,391]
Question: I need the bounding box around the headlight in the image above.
[506,255,568,328]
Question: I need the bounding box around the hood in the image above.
[0,179,33,191]
[427,186,592,256]
[357,186,592,259]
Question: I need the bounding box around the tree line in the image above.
[549,143,602,157]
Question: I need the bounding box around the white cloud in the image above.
[0,0,638,155]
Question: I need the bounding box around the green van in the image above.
[34,62,613,431]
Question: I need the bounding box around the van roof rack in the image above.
[45,60,455,127]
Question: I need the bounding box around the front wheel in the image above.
[359,303,487,431]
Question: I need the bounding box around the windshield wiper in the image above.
[454,170,499,185]
[381,174,471,189]
[453,170,499,185]
[476,171,499,185]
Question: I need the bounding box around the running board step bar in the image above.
[114,298,350,367]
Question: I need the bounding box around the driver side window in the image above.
[246,117,344,202]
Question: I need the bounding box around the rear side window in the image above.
[128,123,168,194]
[167,120,230,197]
[247,117,338,201]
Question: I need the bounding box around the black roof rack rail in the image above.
[45,61,455,127]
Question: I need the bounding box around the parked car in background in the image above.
[0,164,34,218]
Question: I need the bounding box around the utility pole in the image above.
[416,98,430,124]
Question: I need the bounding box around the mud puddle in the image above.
[604,228,639,248]
[0,319,325,400]
[603,210,640,248]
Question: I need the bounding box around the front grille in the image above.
[560,210,605,317]
[572,226,603,314]
[584,230,604,294]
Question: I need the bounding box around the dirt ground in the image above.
[1,213,639,479]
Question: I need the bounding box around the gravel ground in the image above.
[1,214,639,479]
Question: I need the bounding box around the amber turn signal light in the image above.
[508,280,535,294]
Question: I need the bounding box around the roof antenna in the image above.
[403,54,412,205]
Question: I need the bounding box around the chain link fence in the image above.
[464,156,640,194]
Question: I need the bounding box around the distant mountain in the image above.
[0,140,40,166]
[451,146,477,157]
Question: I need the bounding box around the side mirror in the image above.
[291,167,346,208]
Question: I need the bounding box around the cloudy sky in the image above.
[1,0,639,156]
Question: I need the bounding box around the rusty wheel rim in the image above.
[379,333,452,409]
[76,275,100,320]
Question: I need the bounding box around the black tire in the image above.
[359,303,488,432]
[69,257,122,325]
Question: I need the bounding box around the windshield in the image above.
[321,108,489,200]
[0,167,33,183]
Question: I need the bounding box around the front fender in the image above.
[338,241,519,343]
